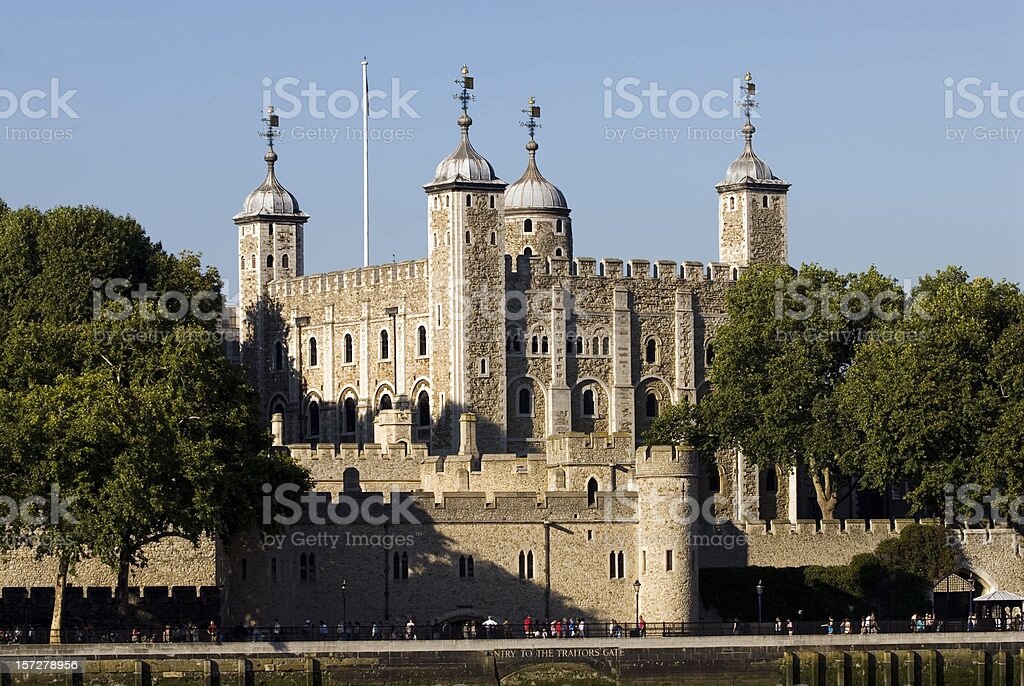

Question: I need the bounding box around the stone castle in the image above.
[2,69,1021,632]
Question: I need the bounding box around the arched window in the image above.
[417,391,430,427]
[300,553,308,581]
[344,334,354,364]
[527,551,534,579]
[523,246,533,257]
[517,387,532,416]
[731,267,739,281]
[555,247,563,257]
[241,255,245,270]
[393,551,409,579]
[274,341,284,371]
[308,337,318,366]
[523,218,533,233]
[251,255,256,269]
[575,337,584,355]
[343,397,357,435]
[764,468,779,493]
[379,394,392,411]
[709,467,721,493]
[342,467,360,493]
[582,389,595,416]
[592,336,599,354]
[556,219,563,234]
[587,477,598,506]
[512,334,521,353]
[489,195,495,209]
[380,330,390,360]
[530,336,539,354]
[705,342,715,367]
[762,195,769,208]
[266,254,274,268]
[459,555,475,578]
[729,196,736,210]
[308,400,320,437]
[465,194,472,207]
[646,392,659,418]
[465,230,471,244]
[417,326,427,356]
[490,231,496,245]
[281,253,289,269]
[602,337,610,355]
[645,338,657,363]
[480,358,488,375]
[541,336,549,354]
[268,223,274,235]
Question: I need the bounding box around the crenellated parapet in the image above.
[266,258,429,298]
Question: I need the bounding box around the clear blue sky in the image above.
[1,1,1021,296]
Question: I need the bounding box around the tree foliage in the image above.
[0,203,308,639]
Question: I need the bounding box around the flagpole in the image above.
[361,58,369,267]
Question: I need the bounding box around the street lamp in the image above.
[633,580,641,633]
[341,578,348,638]
[756,580,764,626]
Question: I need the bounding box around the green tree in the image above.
[0,204,308,642]
[840,267,1024,512]
[693,263,900,519]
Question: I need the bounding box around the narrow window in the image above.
[587,530,593,541]
[480,358,488,375]
[575,337,584,355]
[617,551,625,578]
[309,337,318,366]
[645,338,657,363]
[666,550,674,572]
[587,477,598,506]
[308,553,316,582]
[308,400,320,437]
[393,552,401,579]
[602,337,610,356]
[459,556,467,578]
[609,552,616,579]
[241,558,247,581]
[269,223,274,235]
[282,253,289,269]
[556,219,563,234]
[465,230,471,244]
[343,397,357,434]
[417,391,430,428]
[380,330,390,360]
[300,553,308,582]
[526,551,534,579]
[518,387,532,416]
[251,255,256,269]
[705,343,715,367]
[512,334,521,353]
[729,196,736,210]
[765,468,779,493]
[583,389,595,417]
[490,231,496,245]
[555,247,563,257]
[241,255,245,270]
[467,556,474,578]
[709,468,722,493]
[274,341,284,371]
[344,334,354,363]
[400,552,409,578]
[641,551,647,573]
[466,194,472,207]
[523,218,533,233]
[266,254,274,268]
[417,326,427,356]
[646,392,659,418]
[541,336,549,354]
[519,551,526,579]
[531,336,539,354]
[762,195,769,208]
[489,195,495,209]
[592,336,599,354]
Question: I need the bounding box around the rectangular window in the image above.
[666,550,674,572]
[241,558,247,581]
[641,550,647,574]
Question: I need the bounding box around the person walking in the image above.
[786,618,794,636]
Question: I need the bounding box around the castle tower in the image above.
[504,97,572,264]
[716,74,790,267]
[233,106,309,358]
[422,66,508,454]
[635,444,699,624]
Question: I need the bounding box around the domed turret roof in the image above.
[505,139,568,211]
[719,122,786,186]
[234,148,308,221]
[428,114,503,186]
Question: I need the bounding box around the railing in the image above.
[1,618,1013,645]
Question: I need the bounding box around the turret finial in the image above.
[737,72,758,149]
[453,64,476,128]
[520,96,541,155]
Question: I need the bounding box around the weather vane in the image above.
[519,96,541,139]
[453,64,475,114]
[261,104,281,150]
[737,72,758,125]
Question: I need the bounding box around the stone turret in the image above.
[634,444,700,624]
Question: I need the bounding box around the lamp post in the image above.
[341,578,348,638]
[633,580,641,633]
[756,580,764,627]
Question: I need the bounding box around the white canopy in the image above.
[974,590,1024,602]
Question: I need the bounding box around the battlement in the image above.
[267,258,429,298]
[634,444,699,477]
[286,441,431,464]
